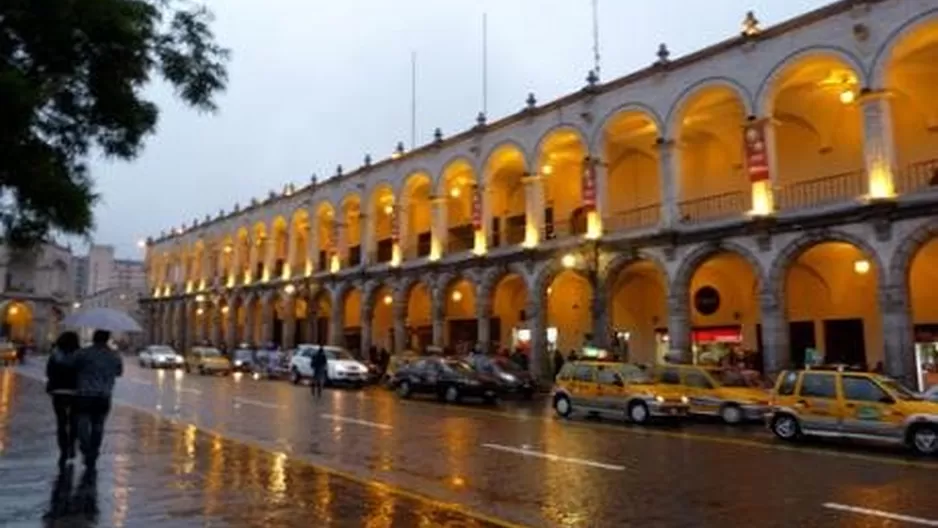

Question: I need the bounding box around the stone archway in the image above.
[604,254,669,364]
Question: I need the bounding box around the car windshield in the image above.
[234,349,253,360]
[325,349,353,360]
[614,364,652,384]
[200,349,221,357]
[444,361,475,374]
[877,377,921,401]
[150,346,174,354]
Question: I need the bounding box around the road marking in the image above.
[320,413,392,430]
[481,443,625,471]
[178,387,202,395]
[823,503,938,526]
[125,378,153,386]
[233,397,282,410]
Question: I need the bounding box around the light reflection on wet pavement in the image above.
[0,370,502,527]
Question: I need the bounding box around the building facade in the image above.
[81,244,146,298]
[143,0,938,389]
[0,242,74,348]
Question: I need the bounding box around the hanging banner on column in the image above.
[744,121,770,183]
[581,157,597,211]
[390,206,399,242]
[471,185,482,230]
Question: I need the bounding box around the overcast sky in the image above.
[90,0,830,259]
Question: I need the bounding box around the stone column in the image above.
[360,213,372,266]
[431,286,445,347]
[430,196,447,260]
[360,301,374,357]
[230,242,243,287]
[481,184,494,250]
[666,291,691,363]
[308,214,319,274]
[199,249,211,289]
[210,304,222,346]
[476,296,493,354]
[329,297,344,347]
[656,139,679,229]
[243,299,256,346]
[335,222,348,271]
[285,228,298,280]
[589,157,607,238]
[225,301,237,347]
[860,90,897,198]
[759,287,789,377]
[161,304,171,345]
[393,297,407,354]
[247,239,260,284]
[880,281,916,388]
[522,173,545,246]
[263,238,276,282]
[526,299,549,380]
[176,301,189,352]
[282,295,297,349]
[591,278,610,349]
[259,295,274,345]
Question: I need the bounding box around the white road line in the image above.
[125,378,153,386]
[320,413,392,430]
[481,443,625,471]
[177,387,202,395]
[823,503,938,526]
[233,397,282,410]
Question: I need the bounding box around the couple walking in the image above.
[45,330,123,469]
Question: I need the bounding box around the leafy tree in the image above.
[0,0,229,248]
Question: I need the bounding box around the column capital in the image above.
[521,172,544,185]
[654,137,677,152]
[858,88,893,103]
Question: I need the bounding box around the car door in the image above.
[794,372,844,434]
[570,364,597,408]
[595,366,626,412]
[840,375,904,440]
[682,368,719,414]
[422,360,444,393]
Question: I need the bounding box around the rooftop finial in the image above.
[525,92,537,110]
[433,127,443,143]
[655,43,671,66]
[742,11,761,37]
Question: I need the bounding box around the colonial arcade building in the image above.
[143,0,938,390]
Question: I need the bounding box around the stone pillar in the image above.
[747,118,776,215]
[210,305,222,346]
[481,184,494,250]
[860,90,897,198]
[225,302,237,347]
[476,296,493,354]
[880,281,916,388]
[589,157,607,238]
[285,228,298,280]
[161,304,171,345]
[360,213,372,266]
[666,291,691,363]
[329,294,344,347]
[526,299,549,380]
[259,295,274,345]
[656,139,679,229]
[393,297,407,354]
[430,196,447,260]
[176,301,189,352]
[247,239,260,284]
[263,238,276,282]
[360,302,374,357]
[759,287,789,377]
[308,215,319,274]
[243,299,256,346]
[522,173,545,246]
[230,242,243,287]
[591,278,609,349]
[431,287,445,347]
[199,249,211,289]
[336,222,348,271]
[282,296,297,349]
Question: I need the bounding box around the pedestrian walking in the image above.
[72,330,123,469]
[46,331,81,467]
[552,348,565,380]
[311,345,327,399]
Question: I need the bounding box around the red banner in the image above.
[744,121,770,182]
[581,157,597,211]
[390,207,399,242]
[471,185,482,230]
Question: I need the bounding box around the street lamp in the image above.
[561,253,577,269]
[284,283,296,295]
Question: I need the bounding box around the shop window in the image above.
[573,365,595,382]
[842,376,889,403]
[684,370,713,389]
[777,371,798,396]
[799,373,836,399]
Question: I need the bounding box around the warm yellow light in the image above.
[451,290,463,302]
[750,180,773,217]
[330,254,341,273]
[284,283,296,295]
[561,253,576,269]
[547,287,553,296]
[383,294,393,306]
[221,306,230,315]
[195,294,205,303]
[449,187,461,198]
[585,211,602,240]
[383,204,393,215]
[839,89,855,105]
[223,245,233,254]
[867,166,894,200]
[9,306,20,316]
[541,165,553,176]
[196,307,205,316]
[73,302,81,309]
[853,259,870,275]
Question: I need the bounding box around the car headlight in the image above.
[681,396,689,405]
[174,356,183,363]
[655,395,665,403]
[234,360,242,367]
[499,372,517,383]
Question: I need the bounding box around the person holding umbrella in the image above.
[62,307,139,469]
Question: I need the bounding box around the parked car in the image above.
[289,344,369,387]
[768,365,938,455]
[465,354,538,399]
[230,347,256,373]
[391,357,500,404]
[923,385,938,403]
[184,346,232,375]
[0,342,18,365]
[651,364,769,424]
[553,361,690,425]
[383,350,421,386]
[138,345,184,369]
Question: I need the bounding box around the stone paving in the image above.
[0,370,502,527]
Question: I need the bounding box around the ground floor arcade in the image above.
[145,216,938,390]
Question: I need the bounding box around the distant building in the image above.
[84,244,146,297]
[72,255,89,299]
[0,242,74,348]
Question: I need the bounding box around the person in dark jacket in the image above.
[552,348,565,380]
[310,345,328,399]
[46,331,81,467]
[73,330,123,469]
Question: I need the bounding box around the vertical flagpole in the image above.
[410,51,417,149]
[592,0,601,79]
[482,13,488,115]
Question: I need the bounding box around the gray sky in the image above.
[91,0,830,258]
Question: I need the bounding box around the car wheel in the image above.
[444,385,461,403]
[720,404,744,425]
[291,368,301,385]
[908,424,938,456]
[628,401,650,425]
[553,394,573,418]
[397,381,412,399]
[771,414,801,441]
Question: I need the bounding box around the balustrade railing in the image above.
[895,158,938,195]
[775,169,865,211]
[678,191,749,224]
[604,204,661,232]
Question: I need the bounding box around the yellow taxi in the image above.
[184,346,232,375]
[767,366,938,455]
[0,342,18,364]
[553,361,690,425]
[652,364,769,424]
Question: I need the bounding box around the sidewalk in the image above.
[0,369,503,527]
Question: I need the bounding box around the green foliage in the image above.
[0,0,229,248]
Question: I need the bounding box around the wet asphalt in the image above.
[4,361,937,527]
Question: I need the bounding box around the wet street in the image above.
[4,362,938,527]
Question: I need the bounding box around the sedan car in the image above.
[465,354,538,399]
[230,347,256,372]
[391,357,501,404]
[289,345,370,387]
[138,345,184,369]
[184,346,232,375]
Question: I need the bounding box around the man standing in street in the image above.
[311,345,327,400]
[73,329,123,469]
